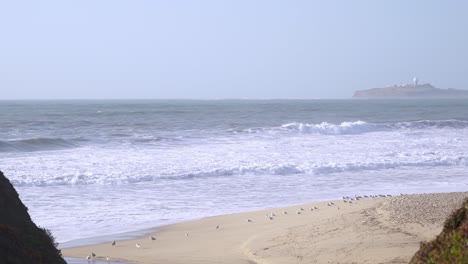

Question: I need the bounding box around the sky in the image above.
[1,0,467,99]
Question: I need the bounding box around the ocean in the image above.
[1,99,467,245]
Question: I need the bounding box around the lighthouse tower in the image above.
[413,77,419,87]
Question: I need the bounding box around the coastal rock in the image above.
[353,83,468,99]
[0,170,66,264]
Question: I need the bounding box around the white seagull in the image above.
[136,243,141,248]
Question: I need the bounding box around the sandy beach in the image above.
[61,192,467,264]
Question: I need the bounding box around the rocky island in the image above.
[353,78,468,99]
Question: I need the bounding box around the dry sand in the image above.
[62,192,467,264]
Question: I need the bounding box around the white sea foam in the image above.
[6,156,468,187]
[280,120,378,135]
[4,122,468,188]
[1,101,468,243]
[234,119,468,136]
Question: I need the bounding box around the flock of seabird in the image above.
[85,193,395,262]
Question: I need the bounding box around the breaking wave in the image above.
[237,119,468,135]
[11,156,467,186]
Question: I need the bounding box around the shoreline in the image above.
[58,194,363,249]
[62,192,467,264]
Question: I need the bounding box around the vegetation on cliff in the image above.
[0,170,66,264]
[410,198,468,263]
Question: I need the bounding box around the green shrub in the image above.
[410,198,468,264]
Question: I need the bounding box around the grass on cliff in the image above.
[410,198,468,264]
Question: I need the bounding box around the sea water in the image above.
[1,99,467,244]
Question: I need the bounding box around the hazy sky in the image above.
[1,1,467,99]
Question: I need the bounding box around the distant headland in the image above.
[353,78,468,99]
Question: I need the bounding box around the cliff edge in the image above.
[0,170,66,264]
[410,197,468,263]
[353,83,468,99]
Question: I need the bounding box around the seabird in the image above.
[86,255,90,260]
[185,233,189,237]
[246,219,252,222]
[112,240,116,246]
[91,252,96,258]
[270,212,275,217]
[106,256,110,263]
[136,243,141,248]
[314,206,318,209]
[299,207,304,211]
[268,216,274,220]
[216,225,219,229]
[310,208,314,211]
[283,211,288,214]
[150,236,156,240]
[296,211,301,215]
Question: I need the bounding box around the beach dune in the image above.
[62,192,467,264]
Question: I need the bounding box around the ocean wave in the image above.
[10,156,467,186]
[393,119,468,129]
[236,119,468,135]
[0,138,78,153]
[280,120,379,135]
[133,136,183,143]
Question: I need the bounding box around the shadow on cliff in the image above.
[0,170,66,264]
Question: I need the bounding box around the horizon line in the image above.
[0,97,351,101]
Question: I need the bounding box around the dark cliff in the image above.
[0,170,66,264]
